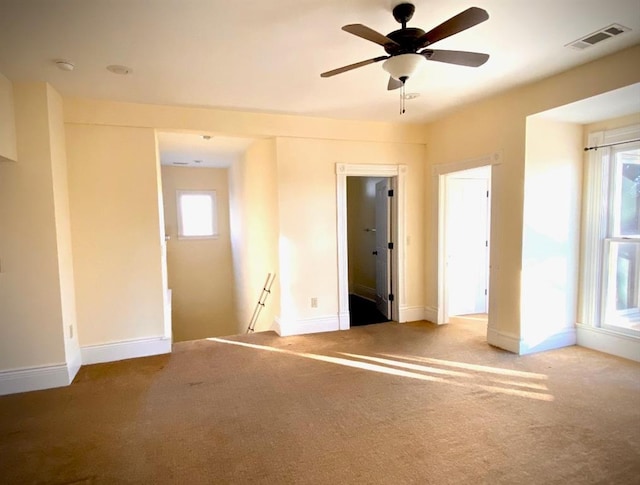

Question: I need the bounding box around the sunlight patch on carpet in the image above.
[208,338,554,402]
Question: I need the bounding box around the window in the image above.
[602,145,640,332]
[176,190,218,239]
[582,124,640,336]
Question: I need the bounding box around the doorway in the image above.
[337,163,407,330]
[439,165,492,324]
[346,176,392,326]
[157,131,254,341]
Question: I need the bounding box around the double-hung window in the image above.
[582,124,640,336]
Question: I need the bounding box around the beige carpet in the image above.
[1,317,639,484]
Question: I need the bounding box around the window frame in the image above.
[176,189,219,240]
[581,123,640,337]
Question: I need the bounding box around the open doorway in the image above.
[346,176,392,326]
[337,164,406,330]
[440,165,492,324]
[157,131,254,342]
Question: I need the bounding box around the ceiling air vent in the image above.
[567,23,631,50]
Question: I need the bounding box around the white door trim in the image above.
[432,153,501,328]
[337,163,407,329]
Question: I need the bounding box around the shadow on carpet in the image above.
[349,294,390,327]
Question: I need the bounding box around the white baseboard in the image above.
[271,317,282,336]
[576,324,640,362]
[81,336,172,365]
[488,326,577,355]
[0,363,72,396]
[352,284,376,302]
[278,315,340,337]
[520,328,576,355]
[66,347,82,383]
[399,306,425,323]
[487,327,521,354]
[338,312,349,330]
[424,306,438,324]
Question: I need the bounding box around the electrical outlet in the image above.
[311,297,318,308]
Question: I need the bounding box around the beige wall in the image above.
[229,139,280,333]
[521,117,583,349]
[65,124,166,346]
[347,177,383,299]
[161,165,237,340]
[64,99,427,145]
[276,137,425,324]
[0,83,69,370]
[584,112,640,136]
[424,44,640,345]
[61,101,424,342]
[0,72,17,162]
[46,85,81,369]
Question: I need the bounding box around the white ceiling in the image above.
[157,132,255,168]
[0,0,639,124]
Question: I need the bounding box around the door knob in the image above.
[372,251,378,255]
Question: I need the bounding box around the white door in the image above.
[445,176,489,316]
[375,179,391,318]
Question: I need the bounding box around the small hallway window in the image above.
[176,190,218,238]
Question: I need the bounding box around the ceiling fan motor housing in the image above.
[385,27,427,55]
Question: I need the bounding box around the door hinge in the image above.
[485,240,488,247]
[486,190,489,198]
[388,189,394,197]
[389,294,395,302]
[388,242,394,250]
[484,289,487,296]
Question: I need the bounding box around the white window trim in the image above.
[176,190,219,240]
[579,123,640,344]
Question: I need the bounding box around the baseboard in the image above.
[399,306,425,323]
[488,326,577,356]
[66,347,82,383]
[576,324,640,362]
[278,315,340,337]
[486,327,520,354]
[271,317,282,336]
[338,312,349,330]
[520,328,576,355]
[0,363,72,396]
[352,284,376,302]
[424,306,438,324]
[81,336,172,365]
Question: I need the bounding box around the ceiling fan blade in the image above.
[418,7,489,48]
[387,76,403,90]
[342,24,400,47]
[422,49,489,67]
[321,56,389,78]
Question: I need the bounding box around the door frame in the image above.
[374,178,392,319]
[442,167,491,321]
[337,163,407,330]
[433,153,501,327]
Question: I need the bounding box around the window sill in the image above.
[177,234,219,241]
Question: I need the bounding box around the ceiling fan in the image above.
[321,2,490,94]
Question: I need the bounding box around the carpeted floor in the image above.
[1,317,639,484]
[349,294,389,326]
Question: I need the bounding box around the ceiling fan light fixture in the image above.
[382,53,424,82]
